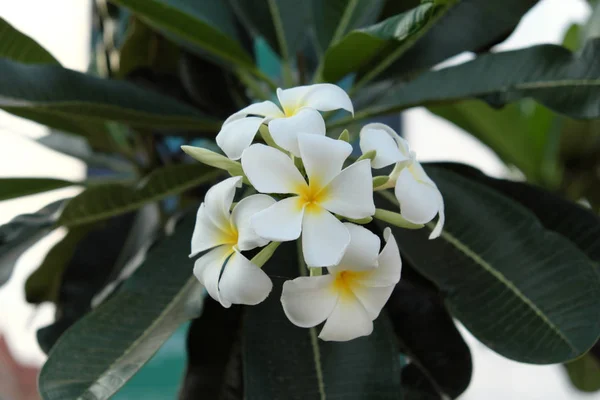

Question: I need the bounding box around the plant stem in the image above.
[267,0,295,88]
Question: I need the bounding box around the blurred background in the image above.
[0,0,597,399]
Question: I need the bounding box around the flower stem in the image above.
[251,241,281,268]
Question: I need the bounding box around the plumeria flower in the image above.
[216,83,353,159]
[281,223,402,341]
[190,176,275,307]
[241,133,375,267]
[360,123,445,239]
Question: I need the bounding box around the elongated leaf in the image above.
[0,178,76,202]
[38,217,204,400]
[386,280,472,398]
[311,0,385,54]
[565,353,600,392]
[376,0,538,79]
[58,164,222,227]
[376,167,600,364]
[0,17,59,64]
[0,199,65,287]
[244,241,402,399]
[229,0,309,59]
[322,2,438,83]
[371,40,600,119]
[433,162,600,263]
[0,58,220,132]
[110,0,253,68]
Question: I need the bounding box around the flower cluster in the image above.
[182,84,444,341]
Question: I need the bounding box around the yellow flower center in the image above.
[282,104,300,117]
[332,270,369,300]
[295,180,329,213]
[219,223,239,246]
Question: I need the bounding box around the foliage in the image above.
[1,1,600,398]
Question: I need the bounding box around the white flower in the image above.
[190,176,275,307]
[281,223,401,341]
[241,133,375,267]
[216,84,353,159]
[360,123,445,239]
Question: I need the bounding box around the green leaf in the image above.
[565,353,600,392]
[0,178,76,201]
[0,199,64,287]
[244,241,402,399]
[370,40,600,119]
[311,0,386,54]
[25,225,93,304]
[377,167,600,364]
[0,16,59,64]
[110,0,253,68]
[38,217,204,400]
[58,164,222,227]
[322,2,438,83]
[386,280,472,398]
[0,58,220,132]
[376,0,538,79]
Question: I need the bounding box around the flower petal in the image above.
[361,228,402,287]
[216,117,263,160]
[429,193,445,240]
[302,207,350,267]
[268,108,326,157]
[298,133,352,187]
[231,194,277,251]
[223,100,284,125]
[190,203,229,256]
[219,250,273,305]
[204,176,242,228]
[251,197,305,241]
[359,124,410,169]
[320,160,375,219]
[336,223,380,271]
[318,295,373,341]
[352,284,395,320]
[394,167,440,224]
[241,144,307,194]
[193,245,232,308]
[281,275,338,328]
[277,84,353,114]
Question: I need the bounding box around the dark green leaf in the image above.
[0,58,220,132]
[0,199,64,287]
[371,40,600,119]
[0,16,59,64]
[25,225,93,304]
[565,353,600,392]
[58,164,222,227]
[377,167,600,364]
[244,241,402,399]
[38,216,203,400]
[180,301,243,400]
[0,178,76,202]
[311,0,385,54]
[386,280,472,398]
[376,0,538,79]
[323,2,437,83]
[110,0,253,68]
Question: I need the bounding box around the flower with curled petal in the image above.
[216,84,353,160]
[190,176,275,307]
[360,123,445,239]
[241,133,375,267]
[281,223,402,341]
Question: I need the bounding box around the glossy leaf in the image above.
[386,280,472,398]
[376,167,600,364]
[58,164,222,227]
[0,58,220,132]
[322,2,438,83]
[244,241,402,399]
[0,178,76,202]
[110,0,253,68]
[0,199,64,287]
[38,217,203,400]
[371,40,600,119]
[0,17,58,64]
